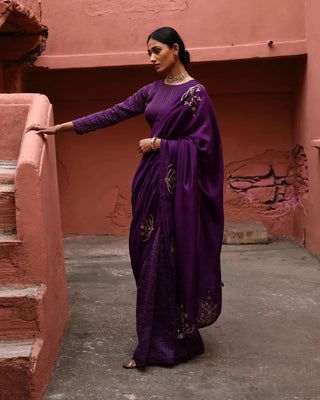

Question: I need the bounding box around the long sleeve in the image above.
[72,83,152,134]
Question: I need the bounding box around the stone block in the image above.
[253,177,275,187]
[277,185,286,201]
[229,180,253,190]
[247,186,276,203]
[223,221,269,244]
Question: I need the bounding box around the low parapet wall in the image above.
[0,93,68,399]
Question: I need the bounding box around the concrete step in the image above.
[0,338,43,400]
[0,284,45,340]
[0,234,22,285]
[0,232,20,244]
[0,160,17,185]
[223,221,269,244]
[0,183,16,233]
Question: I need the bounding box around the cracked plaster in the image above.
[225,145,309,236]
[0,0,47,67]
[105,185,132,235]
[82,0,188,16]
[0,0,43,33]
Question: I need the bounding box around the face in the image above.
[147,38,178,74]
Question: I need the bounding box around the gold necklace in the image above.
[165,71,189,84]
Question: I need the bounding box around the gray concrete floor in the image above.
[43,236,320,400]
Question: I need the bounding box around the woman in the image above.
[26,27,224,368]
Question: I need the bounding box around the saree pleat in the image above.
[130,154,179,364]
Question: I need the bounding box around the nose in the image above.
[150,53,156,63]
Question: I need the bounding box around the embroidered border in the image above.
[196,290,218,325]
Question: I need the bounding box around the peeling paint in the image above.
[225,146,309,235]
[105,185,132,234]
[82,0,188,16]
[0,0,43,33]
[0,0,47,67]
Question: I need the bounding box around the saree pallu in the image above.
[129,81,224,365]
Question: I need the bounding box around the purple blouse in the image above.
[72,80,197,134]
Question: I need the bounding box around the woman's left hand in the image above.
[138,138,152,156]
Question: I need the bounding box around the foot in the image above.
[122,358,143,369]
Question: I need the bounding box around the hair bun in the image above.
[181,50,190,66]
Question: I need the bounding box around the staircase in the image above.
[0,94,69,400]
[0,161,16,236]
[0,160,43,399]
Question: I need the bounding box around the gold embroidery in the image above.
[164,164,176,194]
[183,312,195,334]
[179,304,195,335]
[181,84,202,116]
[196,290,218,325]
[140,214,154,242]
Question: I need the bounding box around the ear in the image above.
[172,43,180,54]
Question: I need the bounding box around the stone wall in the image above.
[225,146,308,236]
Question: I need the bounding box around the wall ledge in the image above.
[34,39,307,69]
[311,139,320,149]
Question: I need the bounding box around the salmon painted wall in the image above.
[36,0,306,68]
[21,0,320,255]
[23,58,302,236]
[292,0,320,254]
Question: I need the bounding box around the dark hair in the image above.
[147,27,190,66]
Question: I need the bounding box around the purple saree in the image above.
[73,79,224,366]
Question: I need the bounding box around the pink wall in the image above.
[36,0,306,68]
[23,58,302,237]
[293,0,320,254]
[19,0,320,256]
[41,0,305,55]
[0,104,28,159]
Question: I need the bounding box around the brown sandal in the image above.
[122,358,143,369]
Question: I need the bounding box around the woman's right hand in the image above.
[24,124,58,135]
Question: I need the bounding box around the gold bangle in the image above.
[55,124,62,133]
[150,136,157,151]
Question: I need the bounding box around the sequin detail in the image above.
[181,84,202,116]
